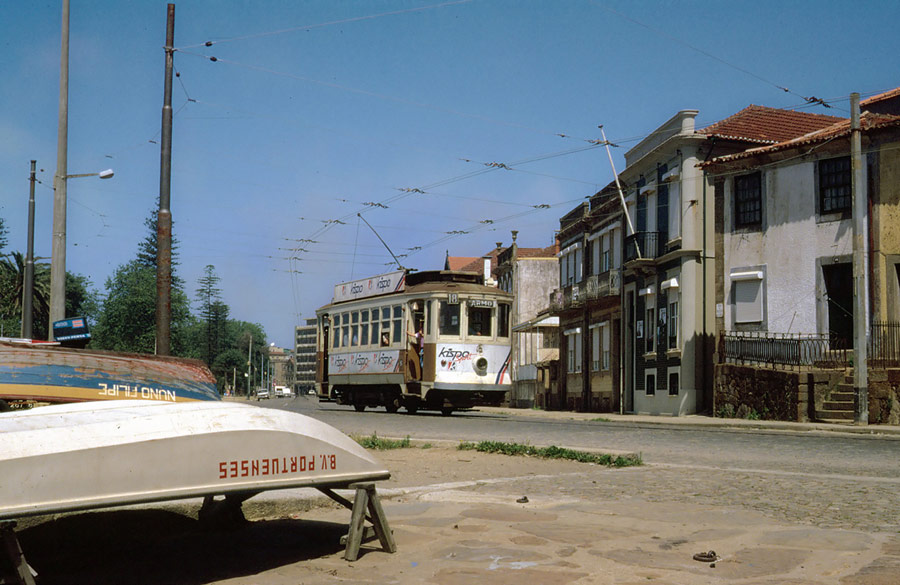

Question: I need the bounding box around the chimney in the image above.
[482,256,492,285]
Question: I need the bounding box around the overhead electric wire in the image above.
[177,0,475,50]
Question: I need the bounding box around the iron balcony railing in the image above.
[624,232,660,263]
[549,283,584,313]
[585,269,621,300]
[721,323,900,371]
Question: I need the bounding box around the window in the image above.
[439,301,460,336]
[645,306,655,353]
[668,371,679,396]
[566,329,582,373]
[498,303,510,337]
[332,313,341,348]
[645,372,656,396]
[601,233,611,273]
[360,309,369,347]
[392,305,402,344]
[468,306,492,337]
[591,322,611,372]
[668,299,679,349]
[732,270,764,323]
[819,156,851,214]
[351,311,359,346]
[425,300,432,335]
[559,243,583,286]
[371,309,380,345]
[734,171,762,228]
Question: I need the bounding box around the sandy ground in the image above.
[10,443,900,585]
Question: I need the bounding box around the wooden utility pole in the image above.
[850,92,869,424]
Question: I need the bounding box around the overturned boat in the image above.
[0,339,220,407]
[0,400,390,520]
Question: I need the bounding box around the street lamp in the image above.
[48,168,114,340]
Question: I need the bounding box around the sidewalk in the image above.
[475,405,900,437]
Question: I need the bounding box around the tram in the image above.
[315,269,512,415]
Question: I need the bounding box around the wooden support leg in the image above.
[339,482,396,561]
[0,522,37,585]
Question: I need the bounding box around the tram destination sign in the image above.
[334,270,406,303]
[466,299,495,308]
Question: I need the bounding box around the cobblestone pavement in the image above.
[16,443,900,585]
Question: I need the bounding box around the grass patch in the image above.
[353,432,412,450]
[589,417,611,423]
[457,440,642,467]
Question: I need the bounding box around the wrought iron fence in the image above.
[624,232,660,263]
[721,322,900,370]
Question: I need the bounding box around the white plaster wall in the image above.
[723,161,853,334]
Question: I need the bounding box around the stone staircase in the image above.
[814,375,856,423]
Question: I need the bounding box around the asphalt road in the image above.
[260,395,900,481]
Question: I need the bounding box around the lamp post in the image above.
[48,168,114,339]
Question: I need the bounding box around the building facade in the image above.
[294,318,317,393]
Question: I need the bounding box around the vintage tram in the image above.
[315,269,512,415]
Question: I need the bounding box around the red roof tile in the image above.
[445,256,480,271]
[704,111,900,165]
[698,105,845,145]
[860,87,900,106]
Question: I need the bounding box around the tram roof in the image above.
[317,270,511,311]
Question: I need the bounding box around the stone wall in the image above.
[868,369,900,425]
[714,364,805,421]
[715,364,900,424]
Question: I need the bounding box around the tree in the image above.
[195,265,224,364]
[91,205,192,354]
[0,251,96,340]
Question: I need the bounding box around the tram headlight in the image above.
[473,356,489,376]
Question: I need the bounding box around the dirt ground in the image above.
[11,443,900,585]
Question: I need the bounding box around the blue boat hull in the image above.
[0,341,220,404]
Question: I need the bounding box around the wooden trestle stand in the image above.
[318,482,397,561]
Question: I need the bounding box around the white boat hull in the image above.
[0,401,389,520]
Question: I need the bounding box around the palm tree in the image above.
[0,252,52,338]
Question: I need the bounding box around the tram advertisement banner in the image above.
[434,343,511,385]
[329,350,400,375]
[333,270,405,303]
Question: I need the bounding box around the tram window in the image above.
[351,324,359,346]
[351,311,359,324]
[498,303,511,337]
[382,307,390,322]
[426,300,432,335]
[392,305,402,343]
[439,301,460,336]
[372,321,381,345]
[342,323,349,347]
[468,306,492,337]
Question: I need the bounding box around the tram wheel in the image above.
[353,403,366,412]
[385,397,400,413]
[440,407,453,417]
[405,403,418,414]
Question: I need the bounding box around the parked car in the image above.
[257,388,270,400]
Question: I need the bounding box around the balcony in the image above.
[549,283,584,313]
[585,269,621,300]
[624,232,661,264]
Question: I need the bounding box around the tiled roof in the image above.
[698,105,845,145]
[704,111,900,165]
[861,87,900,106]
[515,245,558,259]
[445,256,480,271]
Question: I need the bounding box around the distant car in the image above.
[274,386,293,398]
[257,388,270,400]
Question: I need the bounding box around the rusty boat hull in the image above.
[0,340,220,405]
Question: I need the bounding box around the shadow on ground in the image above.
[18,509,347,585]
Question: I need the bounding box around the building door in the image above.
[823,263,853,347]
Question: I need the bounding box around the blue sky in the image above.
[1,0,897,349]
